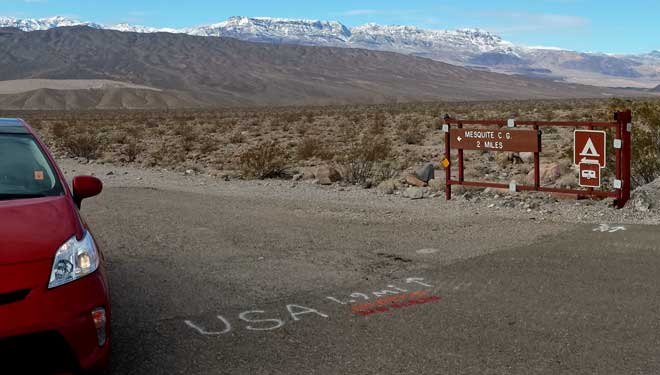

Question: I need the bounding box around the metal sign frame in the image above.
[443,109,632,209]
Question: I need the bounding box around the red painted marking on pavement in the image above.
[357,296,442,316]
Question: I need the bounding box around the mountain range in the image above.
[0,25,651,110]
[2,15,660,89]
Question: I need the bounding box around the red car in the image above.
[0,118,110,373]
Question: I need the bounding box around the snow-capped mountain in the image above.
[0,16,102,31]
[109,23,180,34]
[2,15,659,88]
[186,16,352,46]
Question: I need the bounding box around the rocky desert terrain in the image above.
[4,97,658,220]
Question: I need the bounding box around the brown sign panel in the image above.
[579,161,601,188]
[574,130,606,167]
[449,128,540,152]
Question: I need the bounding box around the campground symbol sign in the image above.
[574,130,607,188]
[574,130,606,168]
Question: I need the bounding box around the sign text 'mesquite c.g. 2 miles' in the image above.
[450,128,540,152]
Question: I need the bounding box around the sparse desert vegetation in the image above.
[3,98,659,189]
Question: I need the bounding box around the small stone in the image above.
[404,187,425,200]
[427,178,444,192]
[292,173,303,181]
[406,174,427,187]
[519,152,535,163]
[316,166,342,185]
[185,169,194,175]
[106,171,114,176]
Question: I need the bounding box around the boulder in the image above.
[316,166,341,185]
[415,163,435,183]
[631,177,660,211]
[528,162,568,184]
[427,178,445,192]
[378,179,400,194]
[519,152,535,163]
[406,174,427,187]
[403,187,426,200]
[300,167,317,180]
[556,174,578,189]
[495,153,511,168]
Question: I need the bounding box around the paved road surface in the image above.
[83,187,660,375]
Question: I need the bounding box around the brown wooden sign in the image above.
[449,128,540,152]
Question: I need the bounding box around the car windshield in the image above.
[0,133,64,201]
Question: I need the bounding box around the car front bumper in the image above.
[0,265,111,372]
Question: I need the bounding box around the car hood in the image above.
[0,196,81,265]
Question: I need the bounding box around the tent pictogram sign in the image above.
[574,130,606,168]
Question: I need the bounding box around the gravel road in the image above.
[56,158,660,374]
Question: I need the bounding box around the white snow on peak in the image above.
[0,15,102,31]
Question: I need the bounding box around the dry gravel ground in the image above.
[53,157,660,375]
[59,158,660,226]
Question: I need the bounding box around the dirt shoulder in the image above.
[58,157,660,226]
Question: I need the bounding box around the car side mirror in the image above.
[72,176,103,208]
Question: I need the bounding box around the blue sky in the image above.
[2,0,658,54]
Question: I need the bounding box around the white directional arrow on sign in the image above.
[457,136,463,142]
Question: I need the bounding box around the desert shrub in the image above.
[367,111,387,136]
[338,135,392,183]
[200,137,219,154]
[372,160,401,182]
[229,132,246,144]
[63,132,103,160]
[173,123,193,136]
[296,136,326,160]
[50,122,68,141]
[239,142,289,179]
[396,116,426,145]
[631,103,660,186]
[181,130,199,152]
[123,138,143,162]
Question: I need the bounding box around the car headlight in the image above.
[48,231,100,289]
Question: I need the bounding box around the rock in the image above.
[403,187,426,200]
[406,174,427,187]
[452,185,467,195]
[316,166,341,185]
[106,171,114,176]
[528,162,567,184]
[519,152,535,163]
[292,173,303,181]
[556,174,578,189]
[415,163,435,183]
[185,169,194,175]
[495,153,512,168]
[300,167,316,180]
[361,179,374,189]
[633,193,651,212]
[631,177,660,211]
[427,178,445,192]
[378,179,400,194]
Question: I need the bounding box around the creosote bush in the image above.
[338,135,393,184]
[632,103,660,186]
[239,142,289,179]
[8,97,660,184]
